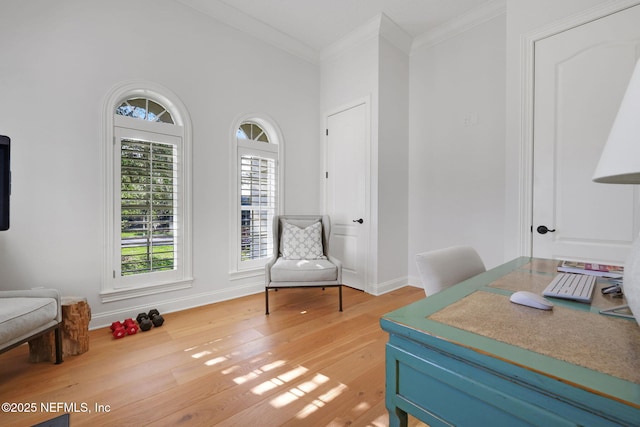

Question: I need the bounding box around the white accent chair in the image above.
[265,215,343,314]
[416,246,486,297]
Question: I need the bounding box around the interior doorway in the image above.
[528,4,640,264]
[325,100,370,291]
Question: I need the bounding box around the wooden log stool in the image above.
[29,296,91,362]
[60,296,91,356]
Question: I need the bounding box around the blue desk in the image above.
[381,257,640,426]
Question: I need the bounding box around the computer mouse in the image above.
[509,291,554,310]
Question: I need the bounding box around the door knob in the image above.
[536,225,556,234]
[353,218,364,224]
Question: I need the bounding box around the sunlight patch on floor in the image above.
[204,355,229,366]
[260,360,286,372]
[317,384,347,405]
[370,413,388,426]
[191,350,212,359]
[235,363,308,388]
[294,382,348,418]
[270,389,300,408]
[222,365,241,375]
[298,374,329,393]
[355,402,370,411]
[183,338,223,353]
[203,350,241,367]
[251,376,284,395]
[267,367,338,409]
[233,370,261,385]
[222,358,287,385]
[278,366,308,382]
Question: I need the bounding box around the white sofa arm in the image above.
[265,256,278,285]
[0,289,62,322]
[328,255,342,283]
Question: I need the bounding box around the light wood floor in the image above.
[0,286,429,426]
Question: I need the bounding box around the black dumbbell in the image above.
[148,309,164,327]
[136,312,153,331]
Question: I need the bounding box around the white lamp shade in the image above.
[593,56,640,327]
[593,57,640,184]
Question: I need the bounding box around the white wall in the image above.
[320,38,378,115]
[407,14,507,282]
[0,0,320,327]
[407,0,620,284]
[377,38,409,288]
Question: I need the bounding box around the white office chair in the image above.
[416,246,486,297]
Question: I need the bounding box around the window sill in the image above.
[100,278,193,303]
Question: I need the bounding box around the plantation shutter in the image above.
[120,138,178,275]
[240,154,276,261]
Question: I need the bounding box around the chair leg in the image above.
[339,285,343,312]
[265,288,270,315]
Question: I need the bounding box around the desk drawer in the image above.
[386,339,636,427]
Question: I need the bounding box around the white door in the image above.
[325,102,369,291]
[532,4,640,264]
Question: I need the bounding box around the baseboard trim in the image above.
[369,276,408,296]
[92,276,425,328]
[90,282,263,329]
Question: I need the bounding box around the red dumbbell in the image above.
[123,318,139,335]
[110,321,122,331]
[110,321,126,339]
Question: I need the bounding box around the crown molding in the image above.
[176,0,507,64]
[175,0,320,64]
[380,13,413,55]
[523,0,640,41]
[320,14,381,62]
[320,13,412,62]
[412,0,506,52]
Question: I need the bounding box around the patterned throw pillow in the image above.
[281,221,326,260]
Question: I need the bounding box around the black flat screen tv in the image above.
[0,135,10,231]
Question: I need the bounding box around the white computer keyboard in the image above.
[542,273,596,303]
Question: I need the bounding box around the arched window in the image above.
[231,116,282,273]
[116,97,175,124]
[103,82,192,301]
[237,122,269,142]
